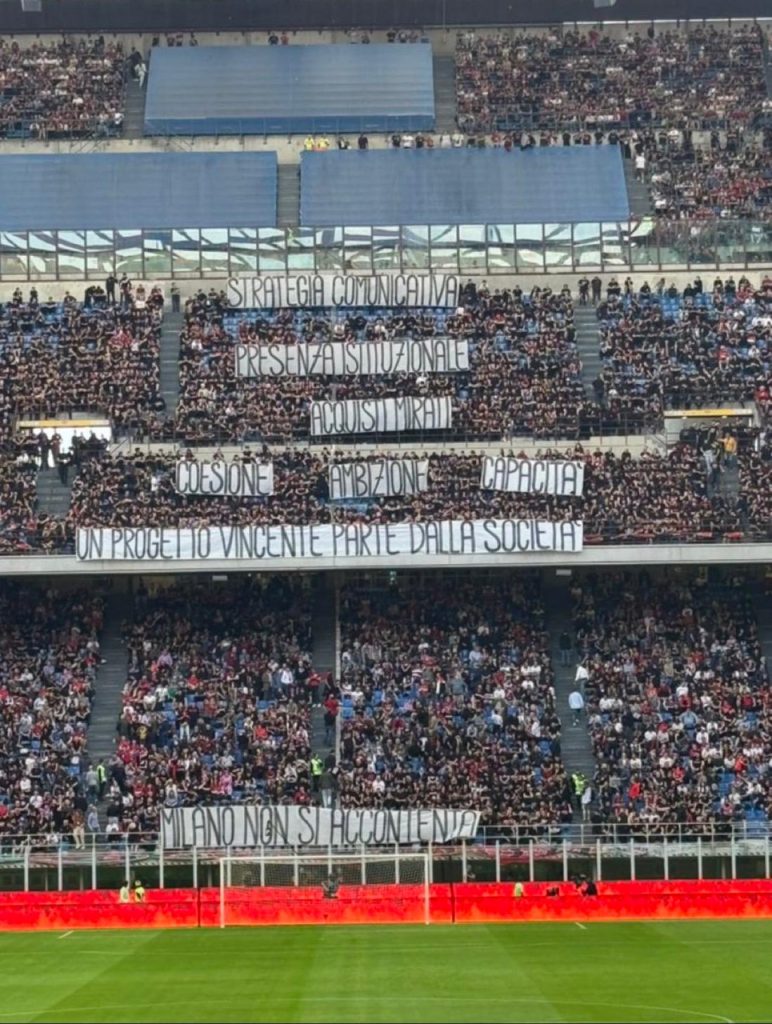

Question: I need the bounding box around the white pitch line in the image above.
[574,922,587,930]
[58,931,73,939]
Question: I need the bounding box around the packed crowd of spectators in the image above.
[573,572,770,829]
[594,274,772,414]
[739,432,772,540]
[643,131,772,221]
[0,285,164,438]
[0,584,104,839]
[158,283,592,444]
[456,25,769,135]
[63,441,754,546]
[0,37,125,139]
[337,576,573,826]
[105,578,316,833]
[0,435,71,555]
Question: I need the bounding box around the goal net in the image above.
[219,852,431,927]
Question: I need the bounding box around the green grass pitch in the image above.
[0,921,769,1023]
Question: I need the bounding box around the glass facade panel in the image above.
[257,228,286,271]
[0,232,28,277]
[629,218,660,267]
[286,228,315,271]
[58,230,86,278]
[371,227,401,270]
[172,230,201,275]
[143,230,172,276]
[200,229,229,275]
[657,221,690,265]
[572,223,602,267]
[601,222,629,267]
[85,231,115,277]
[3,218,772,281]
[745,223,772,265]
[228,229,257,275]
[115,230,144,276]
[458,224,487,271]
[401,226,429,269]
[429,224,457,271]
[715,220,747,266]
[27,231,58,278]
[515,224,544,270]
[343,226,373,272]
[486,225,516,270]
[314,228,343,271]
[544,223,572,268]
[685,220,717,266]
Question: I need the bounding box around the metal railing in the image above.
[2,822,771,891]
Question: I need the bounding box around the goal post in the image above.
[218,851,431,928]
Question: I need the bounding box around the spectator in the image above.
[0,37,125,140]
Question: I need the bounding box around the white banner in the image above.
[480,456,585,497]
[235,338,469,378]
[227,273,459,310]
[175,460,274,498]
[329,459,430,500]
[76,519,583,562]
[310,396,451,436]
[160,805,481,849]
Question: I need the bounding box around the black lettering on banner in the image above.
[535,521,552,551]
[432,809,449,844]
[384,810,401,845]
[219,806,236,847]
[227,278,245,308]
[459,810,478,838]
[410,522,425,554]
[243,807,259,846]
[195,528,211,559]
[188,806,206,847]
[310,403,323,436]
[160,808,178,849]
[460,519,476,553]
[296,806,316,847]
[561,521,579,552]
[481,520,498,553]
[330,808,345,848]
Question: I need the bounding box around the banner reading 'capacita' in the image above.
[480,456,585,497]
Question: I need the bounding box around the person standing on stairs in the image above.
[568,687,585,726]
[559,631,572,666]
[591,276,602,304]
[96,760,107,800]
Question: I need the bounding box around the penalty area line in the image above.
[58,931,73,939]
[574,922,587,930]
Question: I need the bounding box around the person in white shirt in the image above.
[568,689,585,726]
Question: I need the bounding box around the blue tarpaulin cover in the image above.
[0,152,278,230]
[300,147,630,226]
[144,44,435,135]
